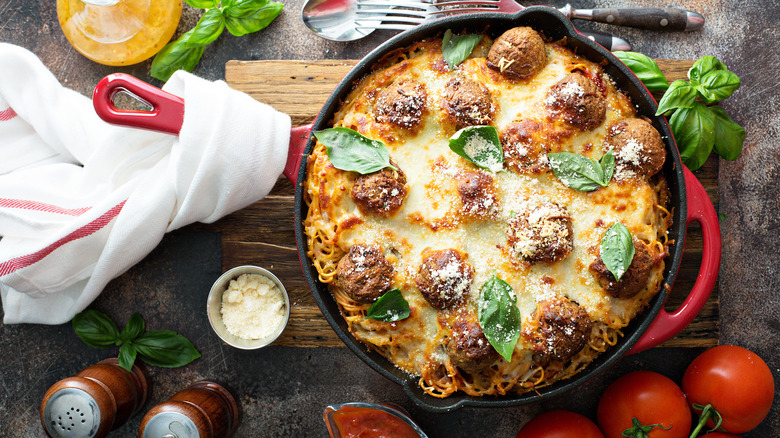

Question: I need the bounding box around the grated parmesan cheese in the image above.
[463,134,504,172]
[221,273,286,340]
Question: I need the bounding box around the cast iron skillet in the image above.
[93,6,721,412]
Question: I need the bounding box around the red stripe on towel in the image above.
[0,200,126,276]
[0,107,17,121]
[0,198,92,216]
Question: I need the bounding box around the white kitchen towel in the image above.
[0,43,291,324]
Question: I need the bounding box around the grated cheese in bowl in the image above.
[207,266,290,349]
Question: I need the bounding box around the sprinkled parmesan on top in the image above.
[463,134,504,173]
[615,138,645,167]
[507,201,573,264]
[545,80,584,106]
[416,249,473,310]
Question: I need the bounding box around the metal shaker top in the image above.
[141,412,200,438]
[41,388,101,438]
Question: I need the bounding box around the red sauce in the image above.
[331,406,421,438]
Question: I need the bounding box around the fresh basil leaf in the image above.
[442,29,483,71]
[599,149,615,182]
[548,152,610,191]
[315,127,396,174]
[185,0,217,8]
[365,289,410,322]
[600,223,635,281]
[449,126,504,172]
[187,8,225,46]
[655,79,698,116]
[696,70,740,104]
[670,103,715,170]
[478,275,521,362]
[224,0,284,37]
[119,312,145,343]
[613,51,669,91]
[72,310,120,348]
[135,330,201,368]
[688,55,727,85]
[118,342,137,372]
[710,106,745,161]
[150,30,205,82]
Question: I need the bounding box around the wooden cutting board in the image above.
[207,59,719,348]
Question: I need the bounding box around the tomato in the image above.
[597,371,691,438]
[515,410,604,438]
[682,345,775,434]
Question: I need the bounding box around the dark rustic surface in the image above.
[1,0,779,436]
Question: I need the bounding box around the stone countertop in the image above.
[1,0,779,436]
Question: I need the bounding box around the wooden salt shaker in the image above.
[40,358,149,438]
[138,381,239,438]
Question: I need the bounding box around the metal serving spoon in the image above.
[302,0,380,41]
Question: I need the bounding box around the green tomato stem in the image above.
[622,417,671,438]
[688,404,724,438]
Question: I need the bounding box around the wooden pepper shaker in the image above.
[40,357,149,438]
[138,381,239,438]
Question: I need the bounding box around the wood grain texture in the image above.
[211,59,719,348]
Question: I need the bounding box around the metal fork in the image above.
[355,0,704,32]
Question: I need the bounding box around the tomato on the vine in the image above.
[597,370,691,438]
[515,410,604,438]
[682,345,775,434]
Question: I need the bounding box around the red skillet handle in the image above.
[93,73,309,181]
[93,73,184,135]
[628,166,721,354]
[285,124,313,183]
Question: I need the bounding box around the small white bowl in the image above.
[207,265,290,350]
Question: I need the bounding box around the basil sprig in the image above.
[670,103,716,170]
[151,0,283,81]
[478,275,521,362]
[73,310,201,372]
[449,126,504,172]
[315,127,397,174]
[365,289,410,322]
[600,223,635,281]
[548,150,615,192]
[613,51,669,91]
[615,52,744,170]
[655,80,698,116]
[710,106,745,161]
[442,29,483,70]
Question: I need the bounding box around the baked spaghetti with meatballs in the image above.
[303,27,672,398]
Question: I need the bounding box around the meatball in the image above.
[523,299,593,364]
[416,249,473,310]
[456,171,499,218]
[443,78,494,128]
[604,118,666,177]
[487,26,547,79]
[501,119,550,174]
[507,202,573,264]
[446,314,500,373]
[590,239,655,299]
[350,162,408,217]
[374,79,428,131]
[336,245,394,303]
[545,73,606,131]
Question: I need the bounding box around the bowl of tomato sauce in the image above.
[323,402,428,438]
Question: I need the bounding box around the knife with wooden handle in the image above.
[561,5,705,31]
